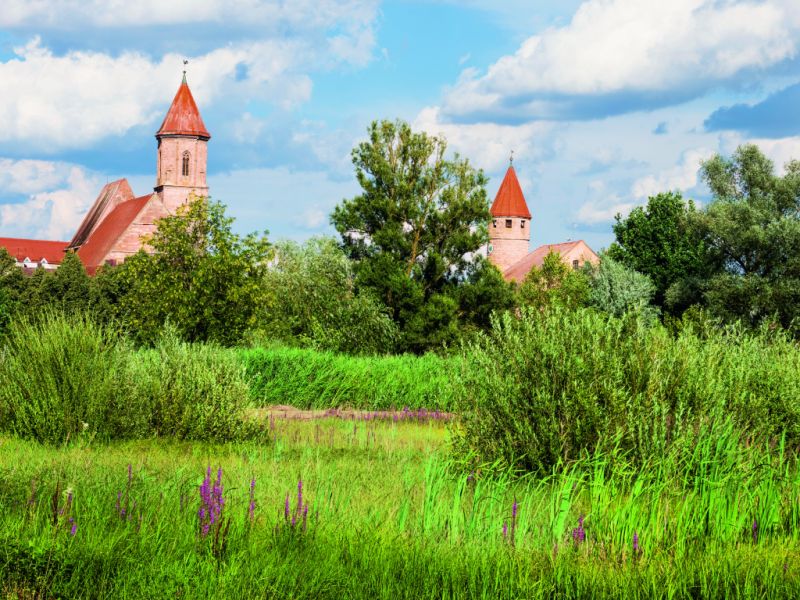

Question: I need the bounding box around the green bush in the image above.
[129,332,253,441]
[0,313,131,444]
[241,346,459,410]
[453,307,800,473]
[0,315,254,444]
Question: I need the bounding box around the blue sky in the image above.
[1,0,799,252]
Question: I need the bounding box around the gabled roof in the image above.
[69,178,134,250]
[503,240,589,282]
[490,166,531,219]
[156,78,210,139]
[77,194,153,272]
[0,238,68,264]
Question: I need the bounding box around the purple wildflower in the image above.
[633,531,640,555]
[752,518,758,544]
[572,515,586,545]
[198,466,225,538]
[284,494,290,520]
[511,499,518,545]
[502,522,508,540]
[69,517,77,537]
[127,463,132,485]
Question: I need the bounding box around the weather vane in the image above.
[182,59,189,82]
[509,150,514,166]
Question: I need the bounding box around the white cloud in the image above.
[574,180,636,225]
[0,158,76,195]
[0,0,379,33]
[746,136,800,173]
[631,148,714,199]
[0,162,99,240]
[443,0,800,121]
[413,105,558,172]
[0,33,370,149]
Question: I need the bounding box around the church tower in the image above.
[154,74,211,212]
[487,164,531,274]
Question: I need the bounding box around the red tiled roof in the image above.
[502,241,583,282]
[77,194,152,271]
[490,166,531,219]
[156,79,210,139]
[0,238,68,264]
[69,178,134,250]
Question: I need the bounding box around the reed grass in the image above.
[1,418,798,598]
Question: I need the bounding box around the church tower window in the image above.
[182,151,190,177]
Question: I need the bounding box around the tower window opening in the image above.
[572,259,580,270]
[521,220,526,229]
[505,219,512,228]
[492,219,497,228]
[182,152,190,177]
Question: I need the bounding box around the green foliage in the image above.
[101,196,272,345]
[0,312,129,444]
[608,191,707,311]
[259,237,398,354]
[519,252,590,311]
[0,314,255,444]
[696,144,800,329]
[586,255,659,322]
[1,423,800,597]
[454,306,800,474]
[242,345,459,410]
[331,119,508,352]
[128,331,253,442]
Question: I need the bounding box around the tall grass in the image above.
[1,419,798,598]
[454,307,800,473]
[241,346,460,410]
[0,314,255,444]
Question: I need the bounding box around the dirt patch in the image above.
[248,406,455,422]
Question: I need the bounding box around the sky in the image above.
[1,0,800,252]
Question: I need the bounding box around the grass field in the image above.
[2,416,799,599]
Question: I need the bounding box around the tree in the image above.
[607,192,707,312]
[331,119,506,352]
[696,144,800,329]
[0,248,24,329]
[260,237,398,354]
[587,255,659,322]
[104,196,271,345]
[40,251,94,314]
[519,252,590,311]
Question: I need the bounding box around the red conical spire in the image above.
[156,76,210,139]
[490,165,531,219]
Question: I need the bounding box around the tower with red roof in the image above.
[487,161,599,282]
[487,164,532,273]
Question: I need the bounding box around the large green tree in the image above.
[519,252,590,311]
[696,144,800,329]
[101,196,271,345]
[331,119,512,352]
[607,192,706,312]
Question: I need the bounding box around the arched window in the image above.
[182,151,190,177]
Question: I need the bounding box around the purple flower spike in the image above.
[69,517,77,537]
[633,531,639,555]
[284,494,290,520]
[502,522,508,539]
[752,518,759,544]
[127,463,132,485]
[297,479,303,511]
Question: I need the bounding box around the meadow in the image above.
[1,312,800,598]
[1,417,799,598]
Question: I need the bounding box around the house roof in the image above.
[0,238,68,264]
[156,77,210,139]
[490,166,531,219]
[77,194,153,272]
[69,178,134,250]
[503,241,585,282]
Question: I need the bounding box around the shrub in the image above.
[0,313,132,444]
[0,315,254,444]
[129,332,253,442]
[453,307,800,473]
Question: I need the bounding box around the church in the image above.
[1,76,596,280]
[0,74,210,275]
